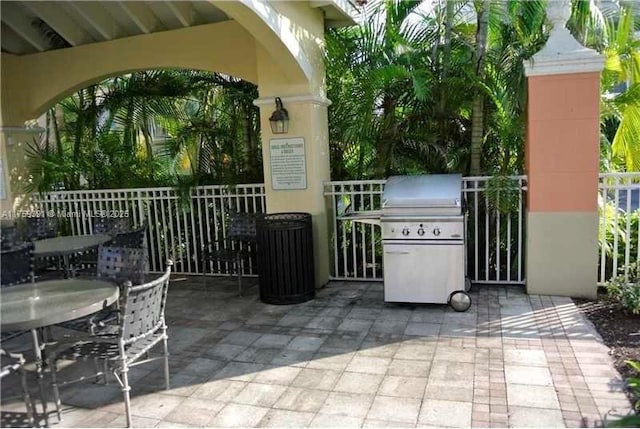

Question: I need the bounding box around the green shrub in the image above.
[606,263,640,314]
[607,361,640,426]
[598,199,640,282]
[626,360,640,411]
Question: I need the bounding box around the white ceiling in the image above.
[1,1,359,56]
[1,1,231,55]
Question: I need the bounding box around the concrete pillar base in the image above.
[526,212,598,299]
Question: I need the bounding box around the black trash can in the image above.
[257,213,315,305]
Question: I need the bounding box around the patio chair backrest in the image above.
[0,243,34,287]
[24,216,58,241]
[227,212,263,243]
[0,225,23,250]
[111,225,146,248]
[97,245,146,286]
[119,261,172,342]
[92,217,131,235]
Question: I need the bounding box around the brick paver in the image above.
[0,279,633,427]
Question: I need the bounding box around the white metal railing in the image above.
[325,180,386,281]
[29,184,266,275]
[25,173,638,285]
[324,176,528,284]
[598,173,640,285]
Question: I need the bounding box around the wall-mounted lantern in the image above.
[269,97,289,134]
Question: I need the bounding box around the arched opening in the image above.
[26,68,263,194]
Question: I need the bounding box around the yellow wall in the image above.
[1,1,334,286]
[1,21,258,125]
[0,131,40,213]
[0,134,12,213]
[257,98,332,286]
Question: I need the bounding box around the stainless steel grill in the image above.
[344,174,471,310]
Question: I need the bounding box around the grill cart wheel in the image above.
[465,277,472,292]
[448,291,471,312]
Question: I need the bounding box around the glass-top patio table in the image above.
[34,234,111,277]
[1,279,119,426]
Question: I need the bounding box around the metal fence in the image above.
[324,176,528,284]
[598,173,640,285]
[26,173,640,285]
[29,184,266,275]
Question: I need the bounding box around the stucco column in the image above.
[524,1,604,298]
[0,127,44,213]
[254,95,332,288]
[0,133,12,213]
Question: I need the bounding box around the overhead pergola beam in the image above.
[116,1,159,34]
[21,2,90,47]
[166,2,193,27]
[1,24,32,54]
[67,2,120,41]
[0,3,48,52]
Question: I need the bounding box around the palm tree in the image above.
[598,6,640,171]
[325,0,474,180]
[481,0,547,175]
[27,69,261,192]
[469,0,490,175]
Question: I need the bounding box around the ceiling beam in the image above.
[21,2,90,47]
[309,1,333,7]
[166,2,192,27]
[1,24,34,54]
[116,1,159,34]
[67,2,120,41]
[0,3,48,51]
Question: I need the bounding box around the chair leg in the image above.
[120,365,133,428]
[31,331,49,427]
[103,360,110,385]
[201,258,208,288]
[93,358,101,383]
[49,357,62,422]
[18,363,35,427]
[162,332,170,390]
[236,256,243,297]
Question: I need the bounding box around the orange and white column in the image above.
[524,1,604,298]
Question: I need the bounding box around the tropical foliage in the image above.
[27,70,260,193]
[25,0,640,192]
[597,6,640,171]
[325,0,543,179]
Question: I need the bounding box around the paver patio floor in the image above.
[1,277,633,427]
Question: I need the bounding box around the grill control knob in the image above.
[417,228,425,236]
[433,227,441,236]
[402,227,410,236]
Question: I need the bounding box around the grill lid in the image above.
[382,174,462,209]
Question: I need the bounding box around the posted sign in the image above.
[269,138,307,190]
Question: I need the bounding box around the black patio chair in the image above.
[48,261,173,428]
[0,224,23,250]
[0,245,48,427]
[57,245,147,334]
[72,216,129,274]
[0,243,34,343]
[24,216,58,241]
[73,219,137,273]
[111,224,146,248]
[201,212,262,296]
[24,216,60,274]
[0,349,35,427]
[1,242,34,287]
[92,217,132,235]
